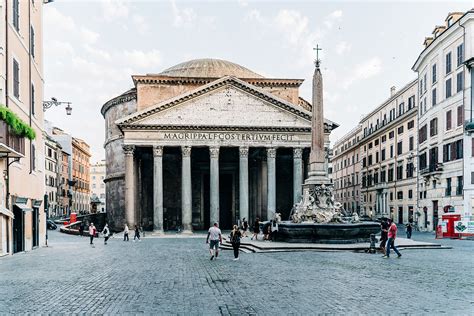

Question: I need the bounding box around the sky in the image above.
[43,0,472,162]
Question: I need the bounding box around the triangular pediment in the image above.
[117,76,312,130]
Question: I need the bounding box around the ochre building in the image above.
[102,59,337,232]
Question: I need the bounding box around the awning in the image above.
[0,207,14,218]
[14,203,33,212]
[0,143,24,159]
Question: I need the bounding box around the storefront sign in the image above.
[454,221,474,234]
[441,221,447,233]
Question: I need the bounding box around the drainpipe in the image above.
[28,0,32,174]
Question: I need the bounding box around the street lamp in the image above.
[43,97,72,115]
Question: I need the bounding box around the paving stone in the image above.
[0,231,473,315]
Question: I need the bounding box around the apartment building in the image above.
[332,126,362,214]
[0,0,46,255]
[44,135,61,218]
[72,138,90,214]
[413,10,474,231]
[58,149,70,217]
[90,160,106,213]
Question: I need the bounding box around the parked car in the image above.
[47,220,58,230]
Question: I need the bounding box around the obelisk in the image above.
[305,51,330,186]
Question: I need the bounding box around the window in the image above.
[381,149,386,161]
[446,110,452,130]
[13,59,20,99]
[389,131,394,139]
[31,84,35,115]
[390,145,394,158]
[429,147,438,167]
[396,165,403,180]
[429,118,438,136]
[408,189,413,199]
[13,0,19,31]
[443,143,451,162]
[457,106,463,127]
[368,142,373,149]
[399,102,405,116]
[432,64,437,83]
[419,124,427,143]
[390,192,393,201]
[381,135,387,142]
[446,52,452,74]
[376,152,379,163]
[446,178,452,196]
[388,168,394,182]
[381,170,386,182]
[409,136,414,151]
[375,139,379,146]
[31,144,36,171]
[362,157,366,168]
[446,78,452,98]
[30,25,35,57]
[368,155,372,166]
[457,71,464,93]
[406,163,414,178]
[408,96,415,110]
[398,126,404,135]
[419,152,427,170]
[407,120,414,129]
[397,141,403,155]
[457,44,464,67]
[432,88,437,106]
[457,176,463,195]
[456,139,463,160]
[397,191,403,200]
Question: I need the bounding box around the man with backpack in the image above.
[206,222,222,260]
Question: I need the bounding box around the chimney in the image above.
[423,37,434,47]
[390,86,396,97]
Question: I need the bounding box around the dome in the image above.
[159,58,264,79]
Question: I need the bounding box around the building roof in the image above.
[158,58,264,79]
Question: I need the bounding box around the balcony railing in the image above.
[0,120,25,155]
[420,163,443,176]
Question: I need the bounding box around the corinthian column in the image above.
[181,146,193,233]
[293,148,303,204]
[123,144,135,227]
[209,146,220,226]
[266,147,276,220]
[239,146,249,222]
[153,146,164,234]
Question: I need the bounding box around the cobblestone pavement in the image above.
[0,230,473,315]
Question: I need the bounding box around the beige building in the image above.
[413,10,474,231]
[72,138,90,214]
[0,0,46,255]
[332,126,362,214]
[90,159,106,213]
[44,134,61,218]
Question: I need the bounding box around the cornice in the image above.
[104,172,125,183]
[132,75,304,87]
[101,89,137,116]
[120,124,312,133]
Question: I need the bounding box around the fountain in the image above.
[274,49,379,243]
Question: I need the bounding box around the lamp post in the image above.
[43,97,72,115]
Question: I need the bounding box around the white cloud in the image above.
[132,14,149,34]
[343,57,382,89]
[335,41,351,55]
[274,10,309,46]
[171,0,197,27]
[101,0,129,21]
[124,50,162,69]
[323,10,343,29]
[238,0,249,7]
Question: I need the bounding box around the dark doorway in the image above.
[32,208,39,248]
[432,200,439,229]
[398,207,403,224]
[163,147,181,231]
[276,148,293,220]
[12,206,24,253]
[423,207,428,228]
[219,173,233,229]
[203,174,210,228]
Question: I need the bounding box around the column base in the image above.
[151,229,164,236]
[180,230,193,235]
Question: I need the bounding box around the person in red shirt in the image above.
[383,218,402,259]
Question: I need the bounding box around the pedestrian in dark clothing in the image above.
[133,225,141,241]
[405,222,413,239]
[102,223,110,245]
[230,225,242,260]
[79,223,84,237]
[251,217,260,240]
[241,217,249,237]
[379,219,389,254]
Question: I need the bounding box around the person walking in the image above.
[79,223,84,237]
[379,218,389,254]
[251,217,260,241]
[133,225,141,241]
[405,221,413,239]
[230,225,242,260]
[241,218,249,238]
[102,223,110,245]
[206,222,222,260]
[383,219,402,259]
[89,223,96,246]
[124,224,129,241]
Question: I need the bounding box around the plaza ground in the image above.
[0,230,473,315]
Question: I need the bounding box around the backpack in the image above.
[231,231,241,243]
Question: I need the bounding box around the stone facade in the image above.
[72,138,91,214]
[102,59,338,231]
[90,160,106,213]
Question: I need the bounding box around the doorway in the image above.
[32,208,39,248]
[432,200,439,229]
[219,173,234,230]
[398,206,403,224]
[13,206,24,253]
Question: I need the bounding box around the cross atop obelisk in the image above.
[306,44,330,185]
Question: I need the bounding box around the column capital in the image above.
[266,147,277,159]
[209,146,220,159]
[239,146,249,158]
[293,147,303,159]
[153,146,164,157]
[122,144,135,156]
[181,146,192,157]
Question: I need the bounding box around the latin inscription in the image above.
[163,132,294,142]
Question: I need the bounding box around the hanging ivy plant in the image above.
[0,105,36,140]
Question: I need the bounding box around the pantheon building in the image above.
[101,59,338,232]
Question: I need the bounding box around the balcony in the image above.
[420,163,443,176]
[0,120,25,158]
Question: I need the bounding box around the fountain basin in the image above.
[274,221,380,244]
